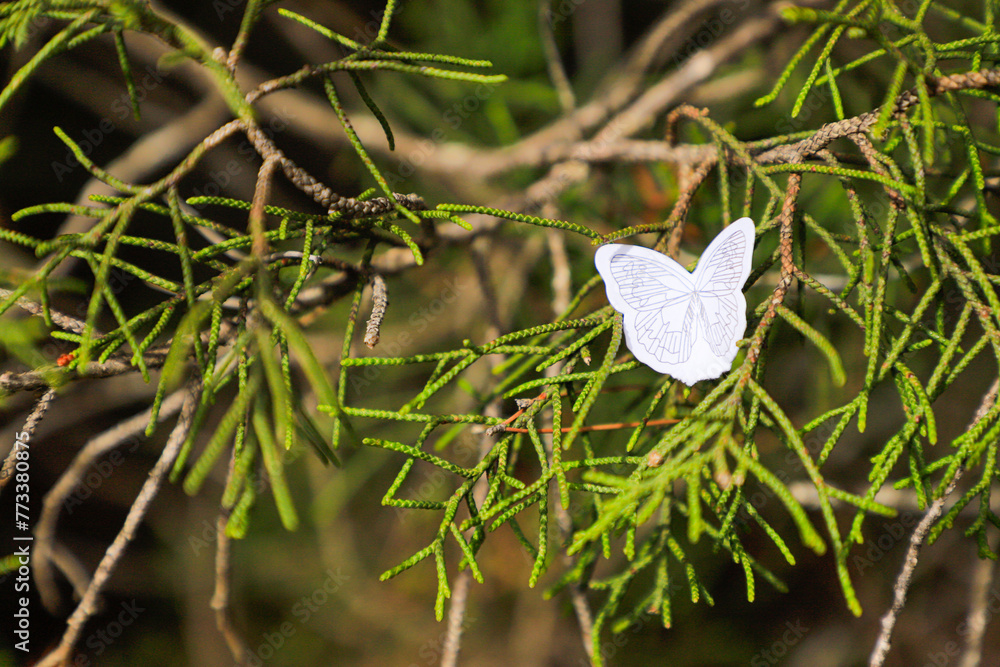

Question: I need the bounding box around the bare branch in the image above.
[868,378,1000,667]
[956,555,998,667]
[33,389,189,612]
[212,513,252,665]
[36,383,200,666]
[0,388,56,493]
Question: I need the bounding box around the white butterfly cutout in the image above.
[594,217,755,385]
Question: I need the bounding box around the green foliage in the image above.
[3,1,1000,664]
[0,0,506,555]
[319,0,1000,655]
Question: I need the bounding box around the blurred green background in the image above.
[1,1,999,666]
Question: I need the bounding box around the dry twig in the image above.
[37,383,200,666]
[868,378,999,667]
[364,274,388,349]
[0,388,56,493]
[212,513,252,665]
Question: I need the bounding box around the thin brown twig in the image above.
[596,151,717,246]
[0,282,190,393]
[664,103,709,146]
[211,512,252,665]
[538,231,594,662]
[226,1,257,73]
[468,67,1000,178]
[486,0,780,178]
[212,426,259,664]
[241,101,424,218]
[504,417,682,434]
[756,69,1000,166]
[248,152,280,259]
[458,6,782,220]
[441,571,471,667]
[490,383,681,436]
[663,157,719,255]
[547,230,572,315]
[554,138,717,166]
[0,352,171,394]
[449,0,744,178]
[868,377,999,667]
[0,288,93,337]
[45,542,94,607]
[30,387,189,611]
[486,391,548,436]
[785,480,1000,516]
[37,382,201,667]
[538,0,575,113]
[956,554,998,667]
[591,14,780,149]
[469,242,503,332]
[847,133,905,207]
[440,250,506,667]
[0,388,56,494]
[743,172,801,369]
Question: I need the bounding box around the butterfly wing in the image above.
[594,244,699,373]
[692,217,755,361]
[594,218,755,385]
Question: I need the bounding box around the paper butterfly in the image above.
[594,217,755,385]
